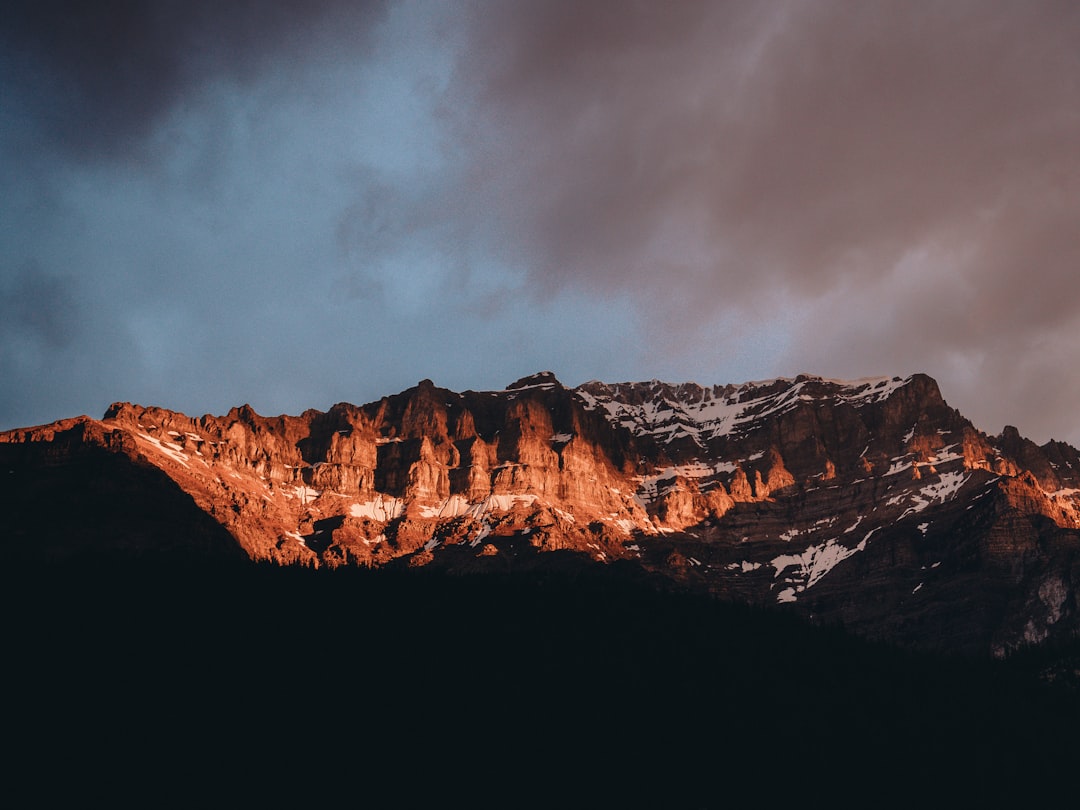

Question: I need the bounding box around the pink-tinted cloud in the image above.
[444,0,1080,441]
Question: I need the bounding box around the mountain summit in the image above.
[3,372,1079,655]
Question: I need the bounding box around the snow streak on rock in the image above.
[576,375,911,445]
[771,535,871,603]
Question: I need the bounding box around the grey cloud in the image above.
[445,0,1080,442]
[0,263,80,351]
[3,0,1078,448]
[454,0,1079,297]
[0,262,136,428]
[0,0,388,160]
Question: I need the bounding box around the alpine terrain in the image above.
[4,370,1079,657]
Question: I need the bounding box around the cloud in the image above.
[453,1,1079,297]
[1,1,1078,447]
[443,0,1080,441]
[0,263,80,351]
[0,0,388,161]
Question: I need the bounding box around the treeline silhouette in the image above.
[4,559,1077,805]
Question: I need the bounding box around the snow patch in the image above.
[349,496,405,521]
[553,506,576,523]
[467,493,539,519]
[581,375,911,445]
[921,444,963,465]
[1046,487,1080,499]
[727,560,763,572]
[636,459,755,503]
[417,495,471,519]
[470,522,492,547]
[138,433,191,468]
[886,457,913,476]
[893,471,971,520]
[290,485,321,502]
[772,537,867,591]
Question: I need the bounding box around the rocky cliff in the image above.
[3,370,1079,655]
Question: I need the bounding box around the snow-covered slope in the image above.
[575,374,911,446]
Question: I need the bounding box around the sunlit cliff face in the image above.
[5,369,1080,655]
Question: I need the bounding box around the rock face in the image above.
[3,370,1079,655]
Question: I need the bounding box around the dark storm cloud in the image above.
[448,0,1080,442]
[0,0,387,160]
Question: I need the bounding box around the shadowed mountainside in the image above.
[2,560,1077,804]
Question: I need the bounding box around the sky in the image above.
[2,1,1079,446]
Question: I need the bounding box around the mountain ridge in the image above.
[3,370,1079,656]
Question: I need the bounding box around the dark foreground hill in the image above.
[3,561,1076,806]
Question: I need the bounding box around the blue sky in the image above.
[3,1,1079,445]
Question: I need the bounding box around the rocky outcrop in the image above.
[0,417,247,564]
[3,370,1080,655]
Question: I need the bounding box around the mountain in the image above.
[3,370,1079,656]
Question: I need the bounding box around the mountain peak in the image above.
[506,371,562,390]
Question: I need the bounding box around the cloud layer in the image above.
[2,1,1078,445]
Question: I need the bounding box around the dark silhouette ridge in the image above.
[2,560,1077,804]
